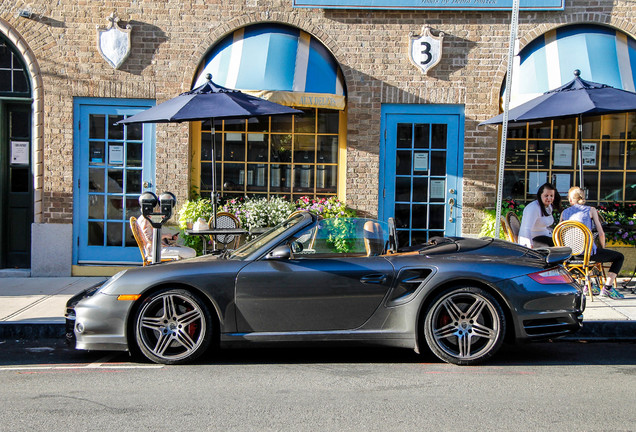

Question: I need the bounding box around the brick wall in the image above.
[1,0,634,234]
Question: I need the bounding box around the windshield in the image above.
[229,213,307,260]
[291,218,389,256]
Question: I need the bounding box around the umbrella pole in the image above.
[578,114,584,190]
[211,119,218,229]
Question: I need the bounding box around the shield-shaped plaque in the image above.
[409,26,444,75]
[96,13,131,69]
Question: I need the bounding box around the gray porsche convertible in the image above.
[66,212,584,366]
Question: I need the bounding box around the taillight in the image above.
[528,267,574,284]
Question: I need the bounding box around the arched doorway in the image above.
[0,35,32,268]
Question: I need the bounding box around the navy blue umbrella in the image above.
[118,75,302,124]
[118,75,302,220]
[480,70,636,125]
[481,70,636,188]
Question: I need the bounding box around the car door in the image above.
[235,255,395,333]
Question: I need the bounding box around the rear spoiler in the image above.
[533,247,572,266]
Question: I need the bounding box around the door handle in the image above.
[448,197,455,222]
[143,181,151,189]
[360,274,387,284]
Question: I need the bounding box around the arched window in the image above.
[0,37,30,96]
[502,25,636,204]
[190,23,346,201]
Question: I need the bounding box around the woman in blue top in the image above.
[560,187,624,299]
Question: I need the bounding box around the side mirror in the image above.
[290,241,304,254]
[265,245,291,260]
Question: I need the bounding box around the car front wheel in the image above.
[423,286,506,365]
[134,288,212,365]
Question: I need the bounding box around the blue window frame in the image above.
[73,98,156,265]
[379,104,464,246]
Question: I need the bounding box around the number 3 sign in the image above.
[409,26,445,75]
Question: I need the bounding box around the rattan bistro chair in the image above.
[506,212,521,243]
[552,220,604,301]
[130,217,179,266]
[594,212,613,287]
[500,217,514,242]
[208,212,242,251]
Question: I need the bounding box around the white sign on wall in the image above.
[109,145,124,165]
[413,152,429,171]
[582,142,597,166]
[10,141,29,165]
[409,26,444,75]
[431,179,445,199]
[97,13,132,69]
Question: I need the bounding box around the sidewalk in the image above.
[0,276,106,339]
[1,275,635,341]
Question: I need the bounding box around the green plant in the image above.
[243,197,297,231]
[221,195,357,232]
[478,209,507,240]
[177,198,214,254]
[293,196,358,252]
[502,198,525,219]
[222,196,297,231]
[221,196,247,226]
[597,202,636,245]
[212,195,360,253]
[324,217,360,253]
[295,196,357,218]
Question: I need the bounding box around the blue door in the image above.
[379,105,464,247]
[73,99,155,264]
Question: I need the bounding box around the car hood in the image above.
[99,254,248,296]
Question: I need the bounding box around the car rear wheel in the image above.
[134,288,212,365]
[423,286,505,365]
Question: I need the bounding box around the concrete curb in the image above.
[1,321,635,342]
[560,320,636,342]
[0,323,66,339]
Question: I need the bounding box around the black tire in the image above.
[423,286,506,365]
[134,288,212,365]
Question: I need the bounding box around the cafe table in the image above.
[184,227,268,254]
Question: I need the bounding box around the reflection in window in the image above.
[504,113,636,205]
[199,108,340,200]
[86,112,146,252]
[292,218,386,256]
[0,39,30,95]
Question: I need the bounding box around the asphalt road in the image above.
[0,339,635,431]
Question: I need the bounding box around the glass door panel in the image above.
[380,109,462,246]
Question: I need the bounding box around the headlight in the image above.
[97,270,127,294]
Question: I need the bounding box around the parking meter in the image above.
[139,191,158,221]
[138,191,178,264]
[159,192,177,221]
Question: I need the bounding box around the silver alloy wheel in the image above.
[136,290,208,364]
[424,288,504,365]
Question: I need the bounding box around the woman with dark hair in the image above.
[518,183,561,248]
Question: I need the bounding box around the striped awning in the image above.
[507,24,636,107]
[194,23,346,110]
